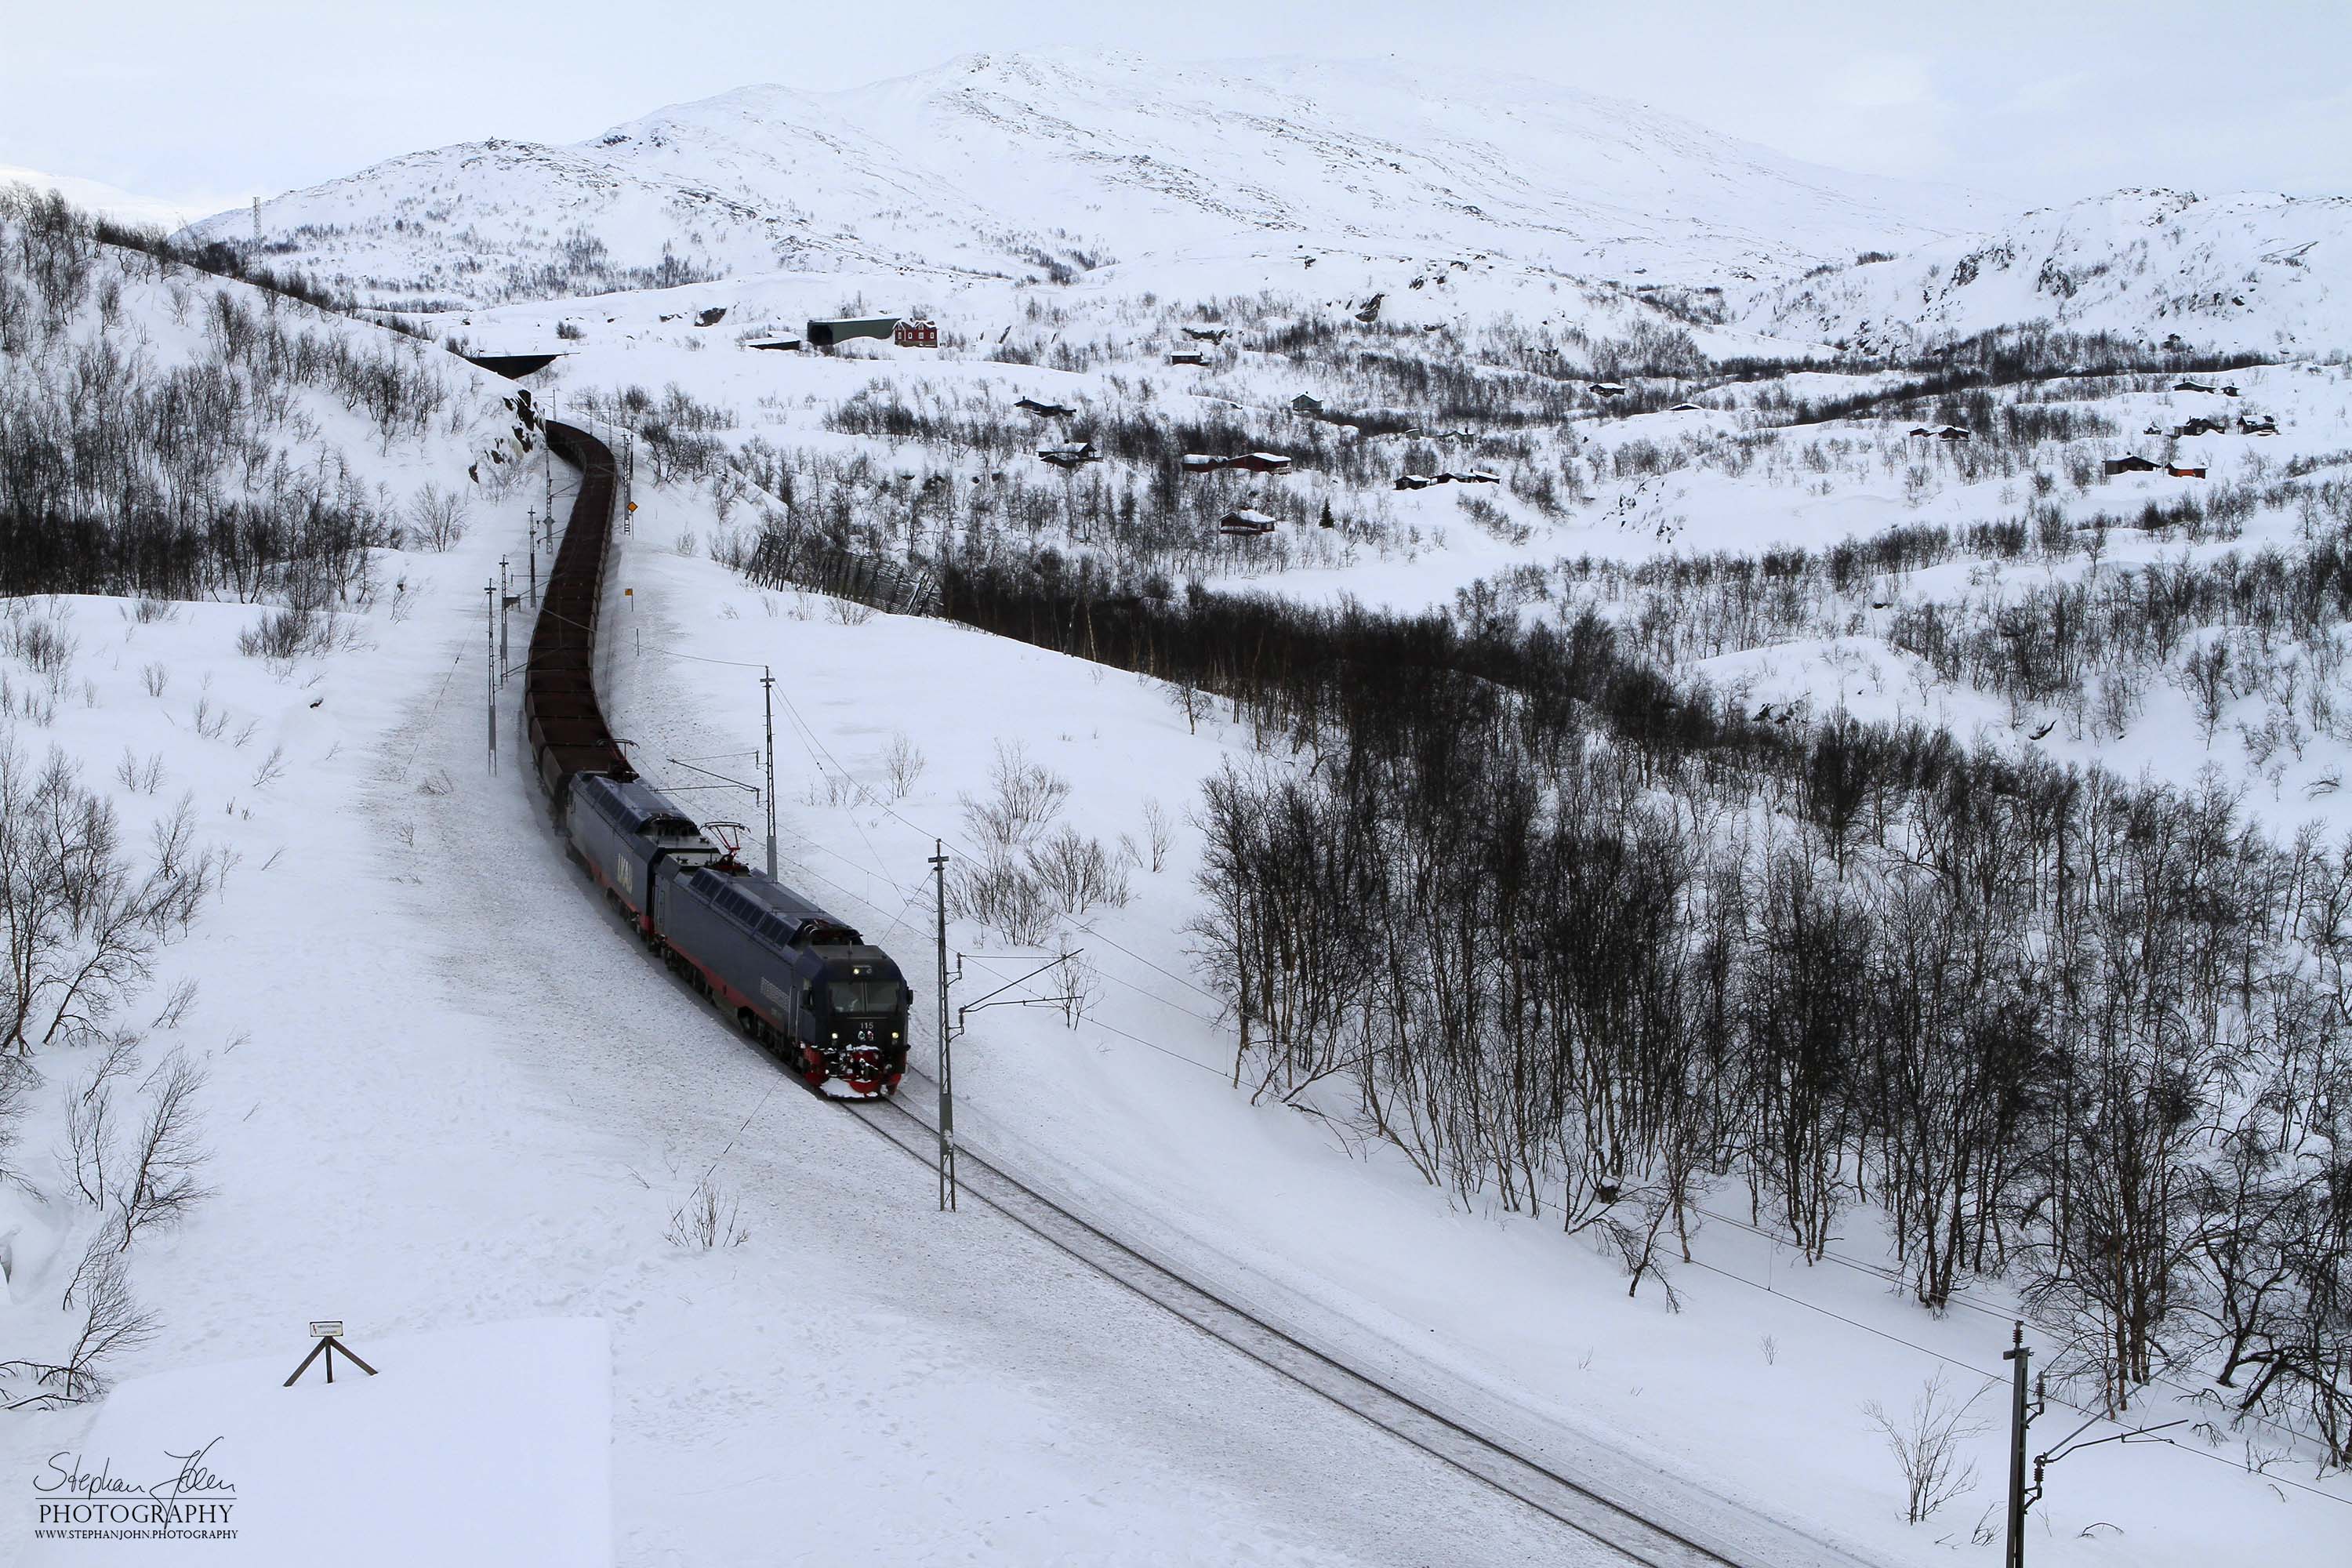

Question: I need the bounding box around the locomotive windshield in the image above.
[829,978,902,1015]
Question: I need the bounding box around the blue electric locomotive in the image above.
[568,774,720,931]
[565,775,911,1095]
[652,855,913,1095]
[528,422,912,1098]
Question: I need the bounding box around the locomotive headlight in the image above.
[830,1032,839,1040]
[891,1031,899,1040]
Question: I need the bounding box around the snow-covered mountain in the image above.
[1748,187,2352,354]
[0,162,249,231]
[185,50,1994,307]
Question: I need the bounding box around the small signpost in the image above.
[285,1320,378,1387]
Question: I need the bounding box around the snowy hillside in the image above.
[0,208,1609,1567]
[0,165,243,231]
[1748,187,2352,354]
[15,40,2352,1563]
[184,50,1994,307]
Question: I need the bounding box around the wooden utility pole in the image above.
[485,580,498,773]
[2003,1323,2034,1568]
[762,668,778,879]
[499,556,510,683]
[933,840,956,1211]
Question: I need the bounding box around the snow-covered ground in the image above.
[600,511,2352,1568]
[11,419,2349,1563]
[189,51,1996,305]
[0,165,249,231]
[0,485,1617,1567]
[1751,188,2352,355]
[13,42,2352,1566]
[28,1321,608,1565]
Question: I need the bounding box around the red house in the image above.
[894,320,938,348]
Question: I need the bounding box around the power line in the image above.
[1686,1201,2332,1455]
[962,941,1218,1026]
[1080,1015,1231,1080]
[1679,1253,2352,1511]
[576,561,2352,1508]
[767,684,902,894]
[746,639,1228,1011]
[606,578,1229,1016]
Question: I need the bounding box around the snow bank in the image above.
[23,1320,609,1566]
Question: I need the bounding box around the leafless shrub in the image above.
[665,1174,749,1250]
[1058,947,1101,1029]
[51,1237,158,1401]
[0,672,56,727]
[673,528,699,557]
[408,484,470,552]
[1027,826,1131,916]
[803,768,864,808]
[62,1037,140,1208]
[0,1232,161,1407]
[1141,797,1174,873]
[237,604,352,664]
[0,1054,31,1186]
[959,742,1069,854]
[112,1051,209,1250]
[882,731,926,800]
[147,978,198,1032]
[707,527,753,572]
[2,751,223,1054]
[114,746,166,796]
[5,615,75,681]
[249,744,288,791]
[825,597,876,626]
[947,855,1057,947]
[139,660,168,699]
[130,598,176,626]
[1863,1373,1991,1524]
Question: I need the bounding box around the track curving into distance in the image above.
[527,418,1877,1568]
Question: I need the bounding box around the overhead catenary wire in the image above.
[1678,1250,2352,1511]
[572,555,1252,1087]
[762,846,1210,1051]
[547,438,2352,1515]
[1686,1200,2336,1457]
[600,588,1230,1018]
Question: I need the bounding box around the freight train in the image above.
[524,420,911,1095]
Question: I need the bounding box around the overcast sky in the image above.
[8,1,2349,223]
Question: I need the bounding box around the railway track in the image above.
[846,1087,1845,1568]
[535,419,1875,1568]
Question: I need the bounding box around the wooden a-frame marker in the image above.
[285,1319,378,1387]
